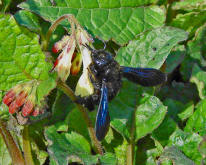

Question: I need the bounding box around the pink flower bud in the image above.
[15,91,27,107]
[9,101,18,114]
[3,90,16,106]
[22,100,34,117]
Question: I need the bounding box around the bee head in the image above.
[84,44,113,68]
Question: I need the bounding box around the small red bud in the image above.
[32,108,40,116]
[9,101,18,114]
[52,44,59,53]
[15,92,27,107]
[3,90,16,106]
[22,101,34,117]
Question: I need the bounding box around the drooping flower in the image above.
[51,23,94,96]
[75,27,94,97]
[51,34,76,82]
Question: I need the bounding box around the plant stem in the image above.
[0,120,25,165]
[44,14,80,51]
[126,109,136,165]
[57,80,103,155]
[23,125,34,165]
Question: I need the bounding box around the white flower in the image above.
[75,27,94,97]
[51,35,76,82]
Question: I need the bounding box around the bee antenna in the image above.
[82,43,95,52]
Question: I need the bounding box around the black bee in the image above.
[77,44,167,141]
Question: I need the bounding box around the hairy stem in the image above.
[0,120,25,165]
[57,80,103,155]
[23,125,34,165]
[126,109,136,165]
[44,14,80,51]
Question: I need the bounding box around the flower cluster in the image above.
[3,81,44,119]
[51,25,95,96]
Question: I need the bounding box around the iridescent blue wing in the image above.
[95,82,110,141]
[121,66,167,86]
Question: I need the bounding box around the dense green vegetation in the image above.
[0,0,206,164]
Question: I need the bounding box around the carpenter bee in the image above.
[77,44,167,141]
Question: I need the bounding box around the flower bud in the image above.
[2,80,47,121]
[52,35,70,53]
[70,52,82,75]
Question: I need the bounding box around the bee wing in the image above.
[121,66,167,86]
[95,82,110,141]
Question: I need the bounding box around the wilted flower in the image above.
[3,81,45,119]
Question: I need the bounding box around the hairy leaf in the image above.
[19,0,165,45]
[0,14,56,105]
[116,27,188,68]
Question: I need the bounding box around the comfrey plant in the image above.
[3,15,95,120]
[2,15,105,155]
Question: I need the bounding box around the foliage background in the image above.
[0,0,206,164]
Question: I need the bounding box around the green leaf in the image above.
[172,0,206,12]
[199,136,206,159]
[170,11,206,37]
[163,99,194,122]
[0,14,56,104]
[198,135,206,164]
[50,90,74,124]
[179,22,206,81]
[152,116,178,147]
[187,23,206,64]
[54,0,158,8]
[178,101,194,121]
[190,64,206,99]
[99,153,117,165]
[180,56,195,81]
[165,45,185,73]
[0,0,12,12]
[0,135,12,165]
[135,136,160,164]
[31,142,48,165]
[113,138,128,165]
[0,104,9,120]
[163,98,184,122]
[135,96,167,141]
[110,76,166,141]
[168,129,202,164]
[14,10,41,32]
[185,99,206,136]
[180,23,206,81]
[116,27,188,68]
[19,0,165,45]
[109,80,137,140]
[158,81,199,104]
[67,108,92,141]
[160,146,195,165]
[45,127,98,165]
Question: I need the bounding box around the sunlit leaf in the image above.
[19,0,165,45]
